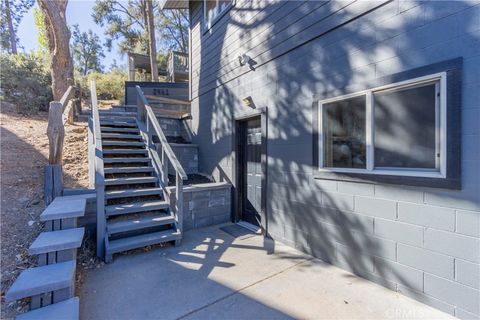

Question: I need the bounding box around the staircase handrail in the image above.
[136,85,186,234]
[90,80,106,259]
[136,85,188,181]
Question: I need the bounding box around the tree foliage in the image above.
[77,69,127,101]
[92,0,188,55]
[92,0,149,54]
[0,0,35,53]
[33,6,49,54]
[156,9,188,53]
[71,24,105,75]
[0,53,53,113]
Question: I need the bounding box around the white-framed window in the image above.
[204,0,232,29]
[318,72,447,178]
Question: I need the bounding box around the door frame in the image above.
[233,107,268,234]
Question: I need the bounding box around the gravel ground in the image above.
[1,103,89,319]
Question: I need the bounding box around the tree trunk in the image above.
[38,0,74,101]
[5,0,17,54]
[145,0,158,82]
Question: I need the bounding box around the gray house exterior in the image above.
[162,0,479,318]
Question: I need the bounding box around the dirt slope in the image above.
[0,103,88,319]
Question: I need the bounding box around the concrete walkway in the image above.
[80,224,453,320]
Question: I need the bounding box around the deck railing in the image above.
[89,80,106,258]
[167,51,188,82]
[135,85,187,234]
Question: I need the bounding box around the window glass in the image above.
[205,0,217,26]
[219,0,230,12]
[374,83,437,169]
[323,95,366,169]
[205,0,230,28]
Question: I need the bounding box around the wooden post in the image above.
[128,55,135,81]
[74,84,82,120]
[44,164,63,205]
[47,102,65,165]
[176,171,183,231]
[162,148,169,186]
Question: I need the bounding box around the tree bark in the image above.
[5,0,17,54]
[38,0,74,101]
[145,0,158,81]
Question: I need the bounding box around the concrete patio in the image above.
[79,224,454,320]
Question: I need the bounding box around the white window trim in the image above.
[318,72,447,179]
[203,0,232,30]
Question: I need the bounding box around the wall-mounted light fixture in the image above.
[242,96,255,109]
[238,54,251,66]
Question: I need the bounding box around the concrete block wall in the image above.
[157,117,189,141]
[166,183,231,230]
[189,1,480,318]
[169,144,199,175]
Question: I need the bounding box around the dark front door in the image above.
[242,117,262,227]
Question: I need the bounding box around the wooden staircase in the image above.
[5,195,86,319]
[98,110,181,262]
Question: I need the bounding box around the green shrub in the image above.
[0,53,53,113]
[78,69,127,102]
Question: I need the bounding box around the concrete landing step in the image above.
[103,149,148,155]
[40,197,86,222]
[105,200,169,217]
[105,177,156,186]
[101,133,142,140]
[107,229,181,255]
[103,157,150,164]
[107,214,175,235]
[16,297,79,320]
[104,166,153,174]
[5,260,76,302]
[29,228,85,255]
[100,127,139,133]
[102,141,145,147]
[100,121,137,128]
[105,187,163,199]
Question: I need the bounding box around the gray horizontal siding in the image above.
[189,0,480,318]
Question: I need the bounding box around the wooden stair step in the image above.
[105,200,169,217]
[5,261,76,302]
[99,116,136,122]
[105,187,163,199]
[103,149,148,155]
[100,127,139,133]
[40,197,86,222]
[104,166,153,174]
[107,213,175,235]
[98,111,136,116]
[102,141,145,147]
[103,157,150,164]
[100,121,137,128]
[16,297,79,320]
[101,133,142,140]
[29,228,85,255]
[105,176,156,186]
[107,229,181,255]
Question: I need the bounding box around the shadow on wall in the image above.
[191,0,478,294]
